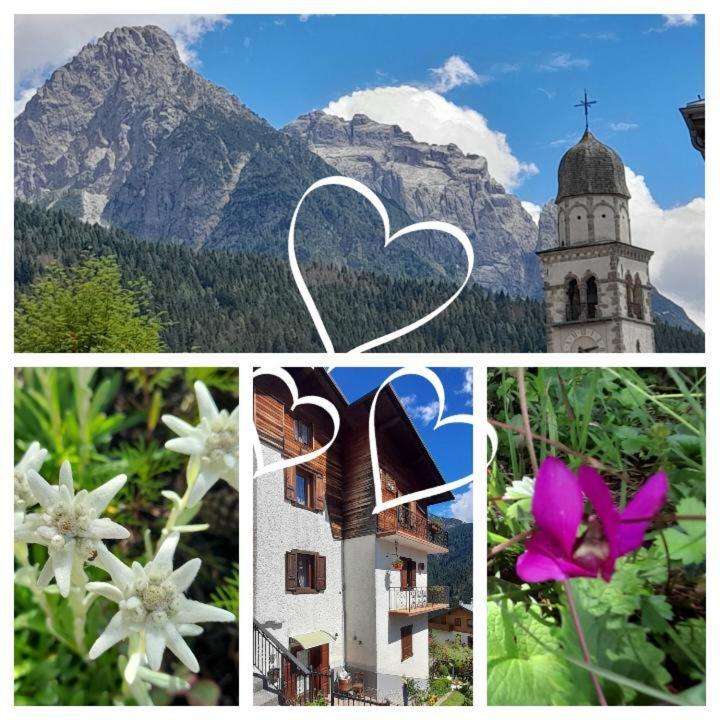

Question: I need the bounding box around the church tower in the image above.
[538,109,655,352]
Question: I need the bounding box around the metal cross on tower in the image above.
[575,89,597,130]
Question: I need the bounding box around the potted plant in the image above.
[390,559,404,570]
[429,521,441,534]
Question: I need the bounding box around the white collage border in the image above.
[2,0,715,717]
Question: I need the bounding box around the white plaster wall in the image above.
[254,443,345,669]
[343,535,377,672]
[374,539,430,683]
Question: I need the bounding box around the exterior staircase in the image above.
[253,671,280,706]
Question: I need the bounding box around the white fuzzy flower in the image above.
[162,381,238,507]
[15,461,129,597]
[14,442,48,515]
[88,532,234,672]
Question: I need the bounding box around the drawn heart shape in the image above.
[288,176,475,354]
[252,366,340,478]
[369,367,498,513]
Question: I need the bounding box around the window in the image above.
[297,554,313,588]
[454,617,461,627]
[284,467,324,513]
[467,618,473,628]
[399,557,416,590]
[586,276,598,319]
[294,418,312,446]
[401,625,413,661]
[295,471,313,508]
[566,278,581,321]
[285,550,327,593]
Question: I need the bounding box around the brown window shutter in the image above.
[409,560,416,589]
[284,467,295,502]
[401,625,413,661]
[314,475,325,512]
[285,551,298,592]
[315,554,326,592]
[400,559,408,591]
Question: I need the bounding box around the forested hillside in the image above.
[428,516,472,606]
[15,203,704,353]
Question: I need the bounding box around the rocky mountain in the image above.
[14,26,449,279]
[285,111,544,296]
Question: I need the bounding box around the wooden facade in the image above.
[253,369,455,542]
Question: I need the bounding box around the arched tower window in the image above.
[570,205,589,245]
[633,275,644,320]
[619,206,631,244]
[625,273,634,317]
[593,205,615,243]
[586,275,598,319]
[558,209,567,247]
[566,278,581,321]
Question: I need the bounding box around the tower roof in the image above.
[556,129,630,202]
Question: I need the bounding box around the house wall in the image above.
[373,538,430,704]
[254,443,345,670]
[430,629,472,646]
[343,535,378,674]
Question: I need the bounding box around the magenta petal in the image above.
[578,466,621,578]
[616,471,669,556]
[517,548,567,582]
[532,457,583,556]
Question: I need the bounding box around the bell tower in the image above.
[537,93,655,353]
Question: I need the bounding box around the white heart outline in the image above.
[288,176,475,354]
[252,366,340,479]
[369,367,498,514]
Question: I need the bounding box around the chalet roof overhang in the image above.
[346,383,455,506]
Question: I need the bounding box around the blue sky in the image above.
[330,367,473,521]
[193,14,704,208]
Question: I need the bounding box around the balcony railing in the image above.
[376,506,449,549]
[389,585,450,614]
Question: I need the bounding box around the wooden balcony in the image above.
[388,586,450,616]
[376,506,449,554]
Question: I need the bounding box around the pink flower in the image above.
[516,457,668,583]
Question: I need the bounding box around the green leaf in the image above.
[664,497,706,565]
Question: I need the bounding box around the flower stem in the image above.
[517,368,538,475]
[563,579,607,706]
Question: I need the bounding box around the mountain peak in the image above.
[90,25,181,61]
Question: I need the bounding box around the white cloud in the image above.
[461,368,473,396]
[537,87,557,100]
[521,201,542,225]
[324,86,538,189]
[447,487,473,523]
[610,122,639,131]
[662,14,697,28]
[538,53,590,71]
[400,394,441,425]
[429,55,488,93]
[14,14,229,115]
[625,166,705,328]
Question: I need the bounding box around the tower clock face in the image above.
[562,328,606,353]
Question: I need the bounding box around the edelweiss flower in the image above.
[162,381,238,506]
[15,461,129,596]
[88,532,234,672]
[14,442,48,515]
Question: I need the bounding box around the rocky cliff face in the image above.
[15,25,437,279]
[15,26,262,244]
[285,111,544,296]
